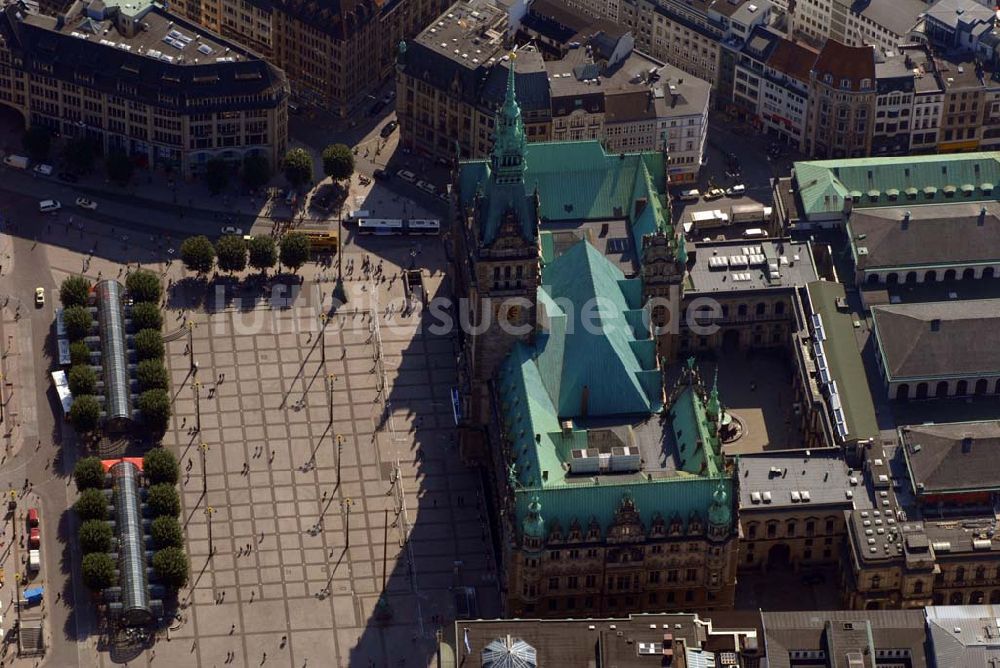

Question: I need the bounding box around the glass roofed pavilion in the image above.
[452,54,736,619]
[95,280,134,431]
[109,460,154,627]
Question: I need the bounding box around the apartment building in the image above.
[906,46,945,152]
[172,0,450,115]
[936,57,989,152]
[804,40,876,158]
[871,53,914,156]
[615,0,772,93]
[783,0,927,53]
[0,0,288,176]
[397,0,710,179]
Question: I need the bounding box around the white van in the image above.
[38,199,61,213]
[742,227,768,239]
[678,188,701,202]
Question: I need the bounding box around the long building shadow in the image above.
[346,260,501,667]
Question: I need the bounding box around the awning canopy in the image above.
[905,187,919,196]
[961,183,975,193]
[867,189,880,198]
[923,186,938,195]
[982,182,995,192]
[849,190,863,200]
[943,185,957,194]
[885,188,900,197]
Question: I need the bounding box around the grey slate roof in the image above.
[901,420,1000,495]
[856,0,928,39]
[849,203,1000,271]
[761,610,928,668]
[871,299,1000,381]
[926,605,1000,668]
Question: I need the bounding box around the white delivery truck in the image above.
[689,209,730,229]
[3,154,29,169]
[730,202,773,224]
[28,549,40,572]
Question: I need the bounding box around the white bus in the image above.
[357,219,404,235]
[406,219,440,235]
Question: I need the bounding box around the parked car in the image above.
[436,190,449,202]
[27,508,38,527]
[678,188,700,202]
[380,120,398,138]
[34,287,45,307]
[38,199,61,213]
[75,197,97,210]
[28,527,40,549]
[396,169,417,183]
[373,168,388,180]
[28,550,39,573]
[3,154,28,169]
[57,171,79,183]
[221,225,243,235]
[33,163,53,177]
[725,184,746,196]
[416,180,436,194]
[703,187,725,201]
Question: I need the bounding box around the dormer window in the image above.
[841,78,852,90]
[823,73,833,84]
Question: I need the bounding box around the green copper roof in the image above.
[708,479,732,528]
[537,240,661,418]
[513,475,731,542]
[459,141,669,247]
[794,152,1000,218]
[670,384,723,477]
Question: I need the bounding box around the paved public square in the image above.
[93,240,500,667]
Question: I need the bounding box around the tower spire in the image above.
[490,51,527,185]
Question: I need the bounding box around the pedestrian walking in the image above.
[231,624,236,634]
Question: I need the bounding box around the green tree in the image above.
[63,136,96,174]
[248,236,278,274]
[59,276,92,308]
[134,328,165,361]
[69,341,92,367]
[282,148,313,188]
[74,488,109,521]
[321,143,354,181]
[79,519,113,554]
[68,364,97,396]
[279,232,311,273]
[138,389,171,432]
[21,126,51,162]
[152,546,189,588]
[63,305,93,341]
[150,516,184,549]
[136,359,169,392]
[216,234,248,274]
[106,150,134,185]
[125,270,162,304]
[69,395,102,434]
[180,235,215,275]
[241,154,271,190]
[205,158,230,195]
[74,456,106,491]
[143,447,179,485]
[130,302,163,332]
[146,483,181,517]
[81,552,116,591]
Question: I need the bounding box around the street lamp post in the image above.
[319,313,328,366]
[193,381,202,434]
[205,506,215,557]
[327,373,336,424]
[342,498,353,549]
[199,442,209,496]
[336,434,344,485]
[187,321,195,372]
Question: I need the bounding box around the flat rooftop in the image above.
[542,218,641,277]
[858,0,928,38]
[687,238,817,295]
[413,0,507,66]
[737,449,871,511]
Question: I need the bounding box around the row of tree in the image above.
[75,451,188,591]
[24,126,353,193]
[62,271,172,435]
[179,233,311,276]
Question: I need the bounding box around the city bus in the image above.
[357,219,404,235]
[304,231,339,254]
[406,219,441,235]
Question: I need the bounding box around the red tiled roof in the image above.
[812,40,876,90]
[767,38,818,83]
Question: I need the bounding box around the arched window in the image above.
[955,566,966,582]
[756,302,766,316]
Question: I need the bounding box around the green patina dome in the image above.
[708,481,731,527]
[522,496,545,539]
